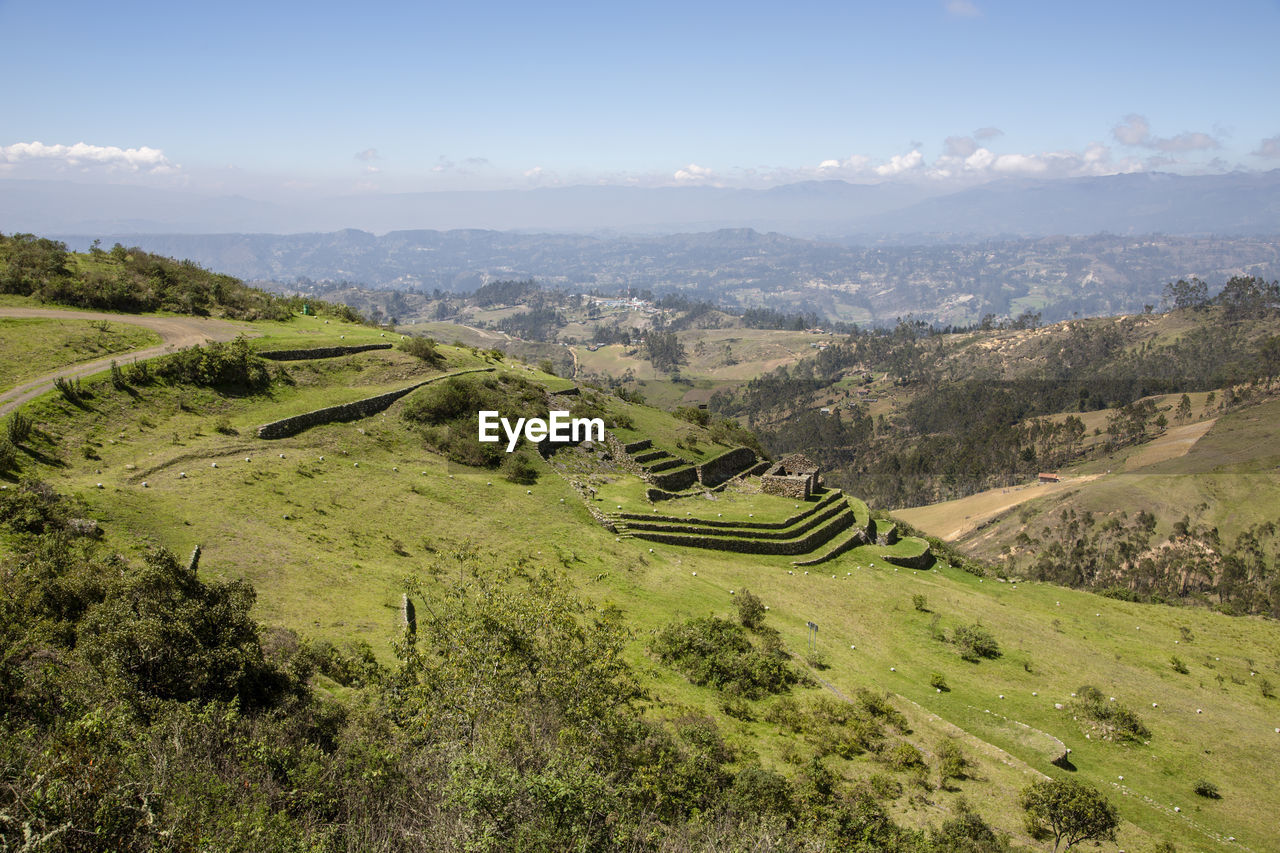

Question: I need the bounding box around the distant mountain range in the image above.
[3,170,1279,238]
[46,229,1280,327]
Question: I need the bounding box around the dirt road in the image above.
[0,308,255,416]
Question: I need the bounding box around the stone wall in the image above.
[650,465,698,492]
[696,446,757,488]
[619,489,844,529]
[627,509,854,556]
[761,473,812,500]
[623,498,849,541]
[256,367,493,439]
[259,343,392,361]
[881,548,936,570]
[602,431,649,477]
[792,527,869,566]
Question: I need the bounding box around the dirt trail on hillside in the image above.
[0,308,254,416]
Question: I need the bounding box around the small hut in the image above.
[761,453,821,499]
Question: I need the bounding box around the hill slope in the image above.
[3,315,1279,850]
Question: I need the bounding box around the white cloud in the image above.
[363,166,381,175]
[874,150,924,176]
[674,163,715,183]
[0,141,176,172]
[974,126,1003,140]
[1112,114,1219,152]
[354,147,380,161]
[1253,135,1280,159]
[946,0,981,17]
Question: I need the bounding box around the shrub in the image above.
[735,588,766,630]
[1260,677,1275,699]
[399,335,445,366]
[403,373,549,468]
[212,417,239,436]
[1193,780,1221,799]
[53,375,83,402]
[929,672,949,692]
[1071,685,1151,743]
[884,741,925,772]
[501,452,540,485]
[109,360,128,390]
[126,358,152,385]
[720,696,754,721]
[652,616,799,699]
[936,738,968,787]
[5,410,32,445]
[952,623,1000,661]
[1170,655,1189,674]
[0,438,16,474]
[912,593,928,612]
[153,337,270,390]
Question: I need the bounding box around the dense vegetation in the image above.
[1016,506,1280,617]
[714,278,1280,509]
[0,233,363,322]
[401,372,550,468]
[1,482,1056,851]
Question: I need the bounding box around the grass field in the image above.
[0,317,160,389]
[6,333,1280,851]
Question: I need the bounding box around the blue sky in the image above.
[2,0,1278,196]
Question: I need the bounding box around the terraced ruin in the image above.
[591,433,934,567]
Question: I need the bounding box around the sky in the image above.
[2,0,1279,198]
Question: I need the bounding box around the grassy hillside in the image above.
[4,321,1279,850]
[0,316,159,388]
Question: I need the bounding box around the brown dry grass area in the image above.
[894,475,1103,541]
[1123,418,1217,471]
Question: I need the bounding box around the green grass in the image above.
[0,317,160,389]
[6,336,1280,851]
[958,396,1280,557]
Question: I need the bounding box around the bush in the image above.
[952,623,1000,661]
[0,438,16,473]
[929,672,949,692]
[936,738,968,787]
[5,410,32,445]
[403,373,549,468]
[153,337,271,390]
[736,588,766,629]
[1071,685,1151,743]
[652,616,800,699]
[884,741,925,771]
[912,593,928,612]
[501,452,540,485]
[53,375,83,402]
[400,335,445,366]
[1170,655,1189,674]
[1193,779,1221,799]
[212,417,239,436]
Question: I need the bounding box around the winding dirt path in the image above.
[0,308,255,416]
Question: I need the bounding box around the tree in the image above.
[1259,335,1280,385]
[1163,277,1209,311]
[1019,778,1118,852]
[1176,393,1192,423]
